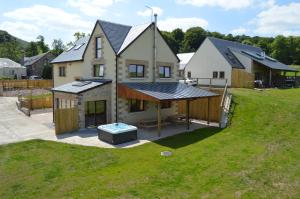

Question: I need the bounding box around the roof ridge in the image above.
[208,36,262,51]
[97,19,132,28]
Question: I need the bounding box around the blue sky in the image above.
[0,0,299,46]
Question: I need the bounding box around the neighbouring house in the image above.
[181,37,298,88]
[177,52,194,78]
[23,52,55,78]
[51,18,218,132]
[0,58,26,79]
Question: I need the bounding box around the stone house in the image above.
[0,58,26,79]
[51,19,218,130]
[24,51,55,78]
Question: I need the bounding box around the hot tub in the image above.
[97,123,137,145]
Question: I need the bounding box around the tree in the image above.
[271,35,289,64]
[74,32,86,40]
[51,39,65,56]
[182,27,207,52]
[25,42,39,57]
[160,31,179,54]
[36,35,49,53]
[0,38,23,62]
[171,28,184,52]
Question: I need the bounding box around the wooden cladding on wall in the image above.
[231,69,254,88]
[177,96,222,122]
[55,107,79,134]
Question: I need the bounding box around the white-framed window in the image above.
[96,37,102,58]
[93,64,104,77]
[213,71,218,78]
[159,66,171,78]
[187,71,192,78]
[129,64,144,78]
[59,66,66,77]
[219,71,225,79]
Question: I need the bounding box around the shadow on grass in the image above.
[153,127,223,149]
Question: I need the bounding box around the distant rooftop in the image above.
[208,37,297,72]
[177,52,195,70]
[0,58,25,68]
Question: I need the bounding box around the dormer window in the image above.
[96,37,102,58]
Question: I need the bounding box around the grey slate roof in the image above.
[122,82,219,101]
[51,20,170,64]
[229,48,298,72]
[208,37,297,72]
[98,20,131,53]
[24,52,48,66]
[51,36,90,64]
[118,23,151,54]
[52,79,112,94]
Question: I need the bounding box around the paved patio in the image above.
[55,121,218,148]
[0,97,218,148]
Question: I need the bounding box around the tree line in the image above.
[1,28,300,67]
[161,27,300,65]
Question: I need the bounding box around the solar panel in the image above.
[266,56,277,62]
[241,50,264,60]
[66,45,75,52]
[74,43,85,50]
[72,81,92,87]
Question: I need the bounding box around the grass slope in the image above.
[0,89,300,198]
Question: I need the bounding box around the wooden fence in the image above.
[231,69,254,88]
[0,80,53,90]
[178,95,222,122]
[55,108,79,134]
[20,95,53,110]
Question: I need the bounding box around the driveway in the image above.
[0,97,55,145]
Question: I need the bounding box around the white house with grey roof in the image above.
[51,19,218,132]
[0,58,26,79]
[183,37,298,87]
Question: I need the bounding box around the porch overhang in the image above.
[118,82,220,102]
[118,82,220,136]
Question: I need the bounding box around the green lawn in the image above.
[1,89,300,198]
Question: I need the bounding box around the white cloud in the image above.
[1,5,93,44]
[137,6,163,17]
[158,17,208,31]
[176,0,254,10]
[0,21,40,41]
[253,2,300,36]
[67,0,122,17]
[259,0,276,9]
[231,27,249,35]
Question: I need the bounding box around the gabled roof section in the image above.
[24,52,50,66]
[177,52,195,70]
[98,20,131,54]
[51,36,90,64]
[207,37,261,69]
[118,23,151,54]
[207,37,297,72]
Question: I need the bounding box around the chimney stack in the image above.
[153,13,157,82]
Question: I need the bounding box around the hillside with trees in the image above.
[161,28,300,65]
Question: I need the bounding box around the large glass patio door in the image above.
[85,100,106,128]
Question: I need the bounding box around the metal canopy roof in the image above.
[52,79,112,94]
[120,82,219,101]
